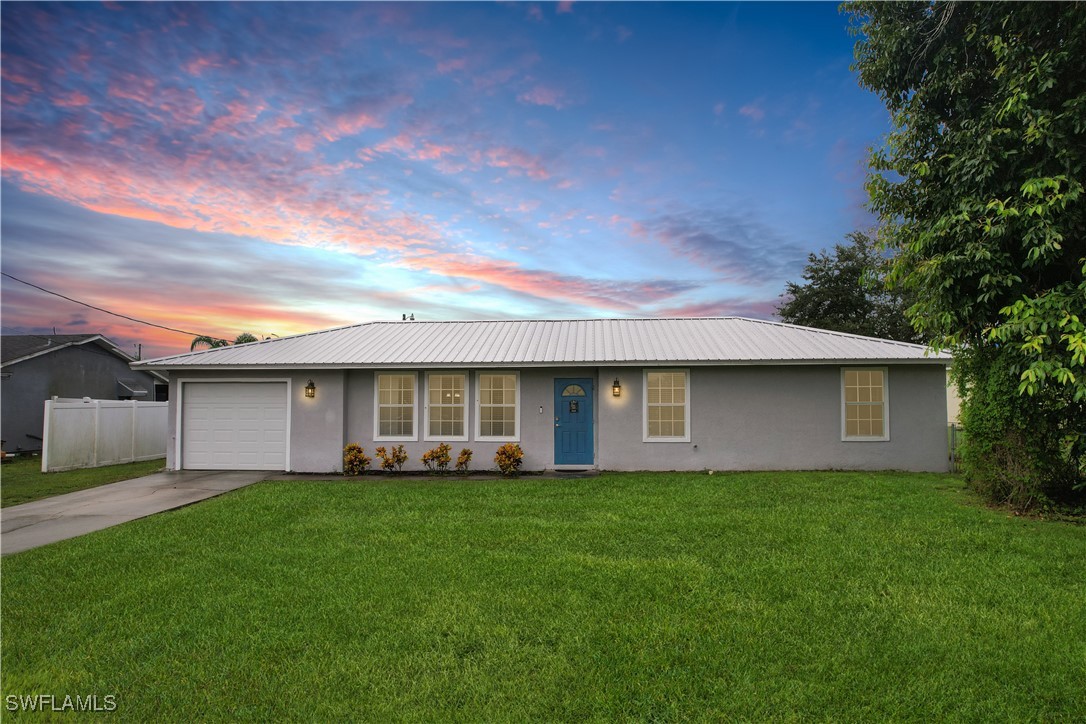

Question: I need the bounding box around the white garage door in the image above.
[181,382,288,470]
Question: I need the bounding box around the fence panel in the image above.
[948,423,964,474]
[134,403,168,460]
[42,399,167,472]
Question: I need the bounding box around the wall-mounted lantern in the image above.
[305,380,316,399]
[612,378,622,397]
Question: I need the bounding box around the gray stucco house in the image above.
[133,318,951,473]
[1,334,168,453]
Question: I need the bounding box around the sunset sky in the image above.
[1,1,888,359]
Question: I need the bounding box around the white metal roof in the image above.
[135,318,949,370]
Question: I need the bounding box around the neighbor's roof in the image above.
[134,318,950,370]
[2,334,170,380]
[1,334,127,366]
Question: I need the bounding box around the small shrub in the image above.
[343,444,371,475]
[421,443,452,473]
[455,448,473,474]
[374,444,408,472]
[494,443,524,477]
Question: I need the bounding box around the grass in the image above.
[2,472,1084,720]
[0,456,165,507]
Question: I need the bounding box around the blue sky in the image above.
[0,1,888,357]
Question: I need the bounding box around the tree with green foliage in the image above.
[847,1,1085,508]
[777,231,920,343]
[190,332,260,351]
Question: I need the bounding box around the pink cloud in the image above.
[511,200,541,214]
[374,132,415,154]
[183,56,221,76]
[319,94,412,142]
[713,101,725,117]
[269,113,300,132]
[518,85,568,109]
[656,299,779,319]
[3,89,33,107]
[397,251,693,311]
[322,111,384,142]
[107,74,158,105]
[0,141,432,261]
[414,141,454,160]
[472,52,540,92]
[370,132,455,163]
[294,133,317,153]
[3,125,697,321]
[207,99,266,136]
[54,91,90,108]
[2,63,44,93]
[739,100,766,122]
[485,146,550,180]
[106,74,206,126]
[436,58,467,74]
[557,1,574,14]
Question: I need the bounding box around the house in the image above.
[1,334,168,453]
[132,318,951,474]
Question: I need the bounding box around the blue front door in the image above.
[554,378,594,465]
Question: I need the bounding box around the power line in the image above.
[1,271,215,339]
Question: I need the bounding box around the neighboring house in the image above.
[133,318,952,474]
[1,334,168,452]
[947,369,962,425]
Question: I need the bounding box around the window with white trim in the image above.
[644,370,690,442]
[426,373,467,440]
[376,373,416,440]
[476,372,518,440]
[842,368,888,441]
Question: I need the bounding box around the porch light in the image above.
[612,378,622,397]
[305,380,316,399]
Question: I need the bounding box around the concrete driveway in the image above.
[1,470,268,555]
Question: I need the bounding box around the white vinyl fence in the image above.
[42,398,167,473]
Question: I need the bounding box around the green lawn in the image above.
[2,472,1084,720]
[0,456,165,507]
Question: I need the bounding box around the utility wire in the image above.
[1,271,215,339]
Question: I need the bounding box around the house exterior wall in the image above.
[166,369,345,472]
[1,346,163,453]
[164,363,948,473]
[599,364,948,472]
[343,367,590,472]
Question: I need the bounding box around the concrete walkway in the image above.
[1,470,268,555]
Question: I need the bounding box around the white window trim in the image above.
[643,368,691,443]
[475,370,521,442]
[841,366,890,442]
[373,371,419,442]
[424,371,469,442]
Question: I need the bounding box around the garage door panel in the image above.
[236,406,262,421]
[182,382,288,470]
